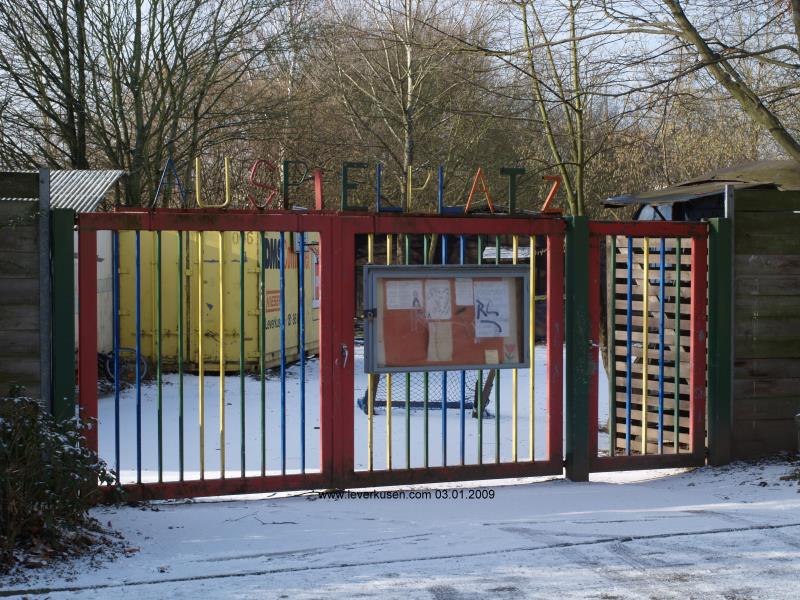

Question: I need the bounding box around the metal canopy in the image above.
[604,159,800,207]
[0,169,124,212]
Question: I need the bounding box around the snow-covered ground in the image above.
[97,345,606,482]
[7,346,797,598]
[3,460,799,598]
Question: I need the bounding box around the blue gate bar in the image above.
[279,231,287,475]
[299,231,306,473]
[135,230,142,483]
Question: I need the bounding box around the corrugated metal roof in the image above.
[604,159,800,207]
[0,169,125,212]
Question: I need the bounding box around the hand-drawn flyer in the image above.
[424,279,452,320]
[385,280,423,310]
[473,280,510,337]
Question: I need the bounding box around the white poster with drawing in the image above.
[386,280,423,310]
[473,280,510,338]
[424,280,452,320]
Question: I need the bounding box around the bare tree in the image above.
[597,0,800,163]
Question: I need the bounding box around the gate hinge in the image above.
[363,308,377,320]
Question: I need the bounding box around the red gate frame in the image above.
[332,213,566,486]
[587,221,708,472]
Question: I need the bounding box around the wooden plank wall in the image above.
[0,201,41,397]
[608,236,692,455]
[733,190,800,458]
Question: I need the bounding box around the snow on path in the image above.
[3,461,800,599]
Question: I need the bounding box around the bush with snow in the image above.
[0,390,118,570]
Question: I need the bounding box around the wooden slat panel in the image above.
[0,172,38,198]
[0,277,38,304]
[735,254,800,275]
[0,305,38,331]
[0,251,38,278]
[0,225,37,252]
[734,357,800,379]
[735,190,800,212]
[736,337,800,359]
[736,233,800,255]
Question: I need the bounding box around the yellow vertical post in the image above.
[529,236,536,461]
[641,238,650,454]
[512,235,519,461]
[367,233,375,471]
[386,233,393,470]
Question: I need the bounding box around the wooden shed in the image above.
[605,160,800,459]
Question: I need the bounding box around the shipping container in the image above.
[118,230,320,372]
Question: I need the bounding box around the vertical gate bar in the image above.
[135,231,142,483]
[367,233,374,471]
[658,239,666,453]
[477,235,483,465]
[77,228,98,453]
[438,167,448,467]
[332,218,356,487]
[641,238,649,454]
[529,234,536,461]
[178,231,184,480]
[259,232,266,476]
[51,209,75,421]
[546,232,565,469]
[674,238,682,453]
[240,232,246,477]
[588,232,601,462]
[112,231,120,476]
[300,231,306,474]
[459,234,466,466]
[157,230,163,482]
[512,235,518,462]
[405,234,411,469]
[708,218,733,466]
[198,231,205,479]
[625,236,633,455]
[279,231,287,475]
[494,235,500,464]
[423,234,429,468]
[440,231,447,467]
[565,217,590,482]
[219,232,226,478]
[608,236,617,456]
[384,235,392,469]
[689,235,708,459]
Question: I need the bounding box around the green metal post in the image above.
[178,231,184,480]
[565,216,590,482]
[708,218,733,466]
[50,209,75,421]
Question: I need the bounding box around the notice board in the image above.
[363,265,529,373]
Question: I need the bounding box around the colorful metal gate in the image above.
[74,209,720,500]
